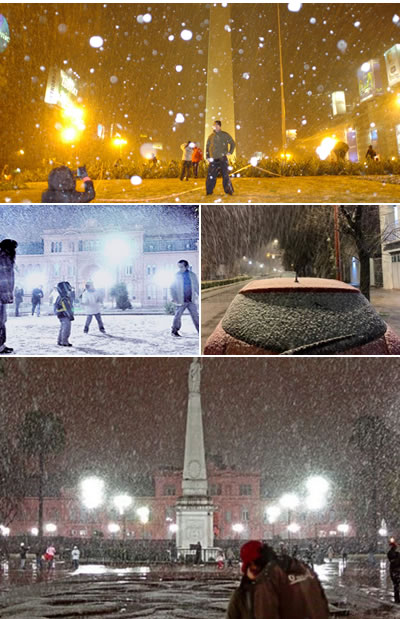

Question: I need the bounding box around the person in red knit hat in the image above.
[225,540,329,619]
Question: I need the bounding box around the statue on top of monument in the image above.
[188,357,201,393]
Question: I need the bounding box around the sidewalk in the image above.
[371,288,400,334]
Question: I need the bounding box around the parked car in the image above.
[203,277,400,355]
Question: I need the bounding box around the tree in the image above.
[110,282,132,310]
[20,410,66,544]
[340,206,382,300]
[0,435,27,557]
[349,415,392,549]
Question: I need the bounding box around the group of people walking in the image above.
[18,543,80,571]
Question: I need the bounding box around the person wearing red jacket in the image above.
[191,144,203,178]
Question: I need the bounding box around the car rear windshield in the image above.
[221,291,387,354]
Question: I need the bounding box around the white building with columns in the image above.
[380,205,400,289]
[14,221,198,308]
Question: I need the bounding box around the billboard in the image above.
[331,91,346,116]
[0,14,10,53]
[357,59,383,102]
[384,44,400,88]
[44,67,79,109]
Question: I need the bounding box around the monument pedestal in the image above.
[176,495,217,560]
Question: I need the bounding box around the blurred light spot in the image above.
[180,29,193,41]
[89,36,103,48]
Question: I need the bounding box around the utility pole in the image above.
[277,4,286,154]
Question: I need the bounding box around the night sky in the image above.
[2,357,399,494]
[1,3,399,162]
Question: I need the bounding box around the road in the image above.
[2,176,400,203]
[201,280,252,351]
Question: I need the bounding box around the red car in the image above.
[203,277,400,355]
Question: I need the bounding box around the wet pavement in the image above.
[0,559,400,617]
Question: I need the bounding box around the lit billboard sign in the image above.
[331,91,346,116]
[384,44,400,87]
[44,66,79,109]
[357,59,383,102]
[0,15,10,53]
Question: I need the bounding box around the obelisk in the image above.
[204,4,236,156]
[176,358,215,559]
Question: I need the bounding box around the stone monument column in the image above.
[204,4,236,156]
[176,359,215,559]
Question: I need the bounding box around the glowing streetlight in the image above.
[379,527,388,537]
[0,525,10,536]
[31,527,39,536]
[169,523,178,534]
[279,493,299,511]
[266,505,281,539]
[112,135,128,157]
[306,476,330,496]
[280,493,299,550]
[113,494,133,540]
[113,494,133,516]
[45,523,57,533]
[337,523,349,537]
[108,522,120,535]
[287,522,300,534]
[232,523,244,538]
[80,476,105,509]
[137,506,150,539]
[61,127,78,143]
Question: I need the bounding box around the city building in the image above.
[7,466,354,543]
[15,221,198,308]
[380,204,400,288]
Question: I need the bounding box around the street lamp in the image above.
[80,477,105,509]
[169,523,178,534]
[288,523,300,534]
[266,506,281,539]
[232,523,244,539]
[45,523,57,534]
[280,493,299,550]
[108,522,120,537]
[137,506,150,539]
[113,494,133,540]
[337,523,349,538]
[305,476,330,538]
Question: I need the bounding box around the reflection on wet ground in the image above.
[0,559,398,617]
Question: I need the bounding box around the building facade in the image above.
[7,467,354,543]
[15,222,198,308]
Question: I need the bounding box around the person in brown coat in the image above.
[226,540,329,619]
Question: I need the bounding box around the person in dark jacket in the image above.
[194,541,202,565]
[388,539,400,603]
[206,120,235,196]
[365,144,377,160]
[54,281,74,347]
[169,260,199,337]
[332,141,349,162]
[31,286,43,316]
[226,541,329,619]
[41,165,95,203]
[14,286,24,317]
[0,239,17,354]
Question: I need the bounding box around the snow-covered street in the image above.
[4,314,199,356]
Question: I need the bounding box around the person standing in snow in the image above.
[180,141,194,181]
[19,543,29,569]
[191,144,203,178]
[54,281,74,347]
[205,120,235,196]
[71,546,80,570]
[31,285,43,316]
[0,238,17,355]
[14,286,24,317]
[170,260,199,337]
[81,281,106,334]
[44,544,56,570]
[42,165,95,203]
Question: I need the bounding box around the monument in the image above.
[175,358,216,560]
[204,4,236,156]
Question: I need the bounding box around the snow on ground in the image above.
[2,176,400,203]
[5,314,199,356]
